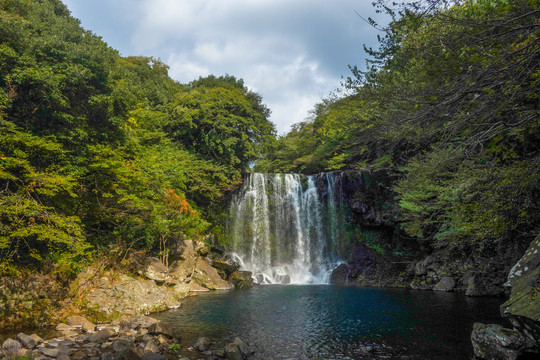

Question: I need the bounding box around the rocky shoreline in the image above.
[0,239,252,330]
[2,234,540,360]
[1,315,253,360]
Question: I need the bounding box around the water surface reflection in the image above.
[153,285,506,360]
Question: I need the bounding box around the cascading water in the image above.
[228,172,346,284]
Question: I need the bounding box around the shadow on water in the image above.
[153,285,508,360]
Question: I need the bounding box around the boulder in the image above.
[2,339,22,353]
[137,257,172,284]
[211,259,240,277]
[17,333,37,349]
[66,315,96,332]
[117,348,144,360]
[30,334,44,345]
[88,329,116,344]
[40,347,60,358]
[415,256,438,276]
[113,315,159,331]
[56,323,77,331]
[471,323,536,360]
[224,337,253,359]
[465,274,503,297]
[193,337,211,351]
[229,271,253,290]
[330,263,349,286]
[501,233,540,349]
[191,258,232,290]
[148,322,180,339]
[142,353,167,360]
[224,342,243,360]
[112,339,134,353]
[144,340,159,353]
[194,241,210,257]
[282,274,291,285]
[232,337,253,358]
[433,276,455,292]
[75,268,182,317]
[173,282,209,294]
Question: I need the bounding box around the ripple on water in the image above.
[153,285,507,360]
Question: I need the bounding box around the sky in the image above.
[62,0,387,134]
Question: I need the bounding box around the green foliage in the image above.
[0,0,275,275]
[0,120,89,276]
[258,0,540,253]
[168,75,275,171]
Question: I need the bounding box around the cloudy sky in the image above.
[63,0,386,134]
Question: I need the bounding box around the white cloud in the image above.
[166,54,210,83]
[64,0,385,133]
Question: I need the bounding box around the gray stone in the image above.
[229,271,253,289]
[56,323,77,332]
[433,276,455,292]
[113,316,159,331]
[117,348,144,360]
[148,322,179,339]
[76,334,90,343]
[17,333,37,349]
[2,339,22,353]
[471,323,536,360]
[213,349,225,357]
[40,347,60,358]
[194,337,211,352]
[66,316,96,332]
[502,234,540,349]
[143,341,159,354]
[142,353,167,360]
[224,343,243,360]
[30,334,44,344]
[58,354,70,360]
[140,257,171,282]
[415,256,438,276]
[113,340,133,353]
[71,350,88,360]
[88,329,116,344]
[211,259,240,276]
[232,337,253,357]
[156,335,168,345]
[101,352,115,360]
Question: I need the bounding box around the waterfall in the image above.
[228,172,345,284]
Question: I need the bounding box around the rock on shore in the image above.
[0,315,253,360]
[471,233,540,359]
[71,240,233,320]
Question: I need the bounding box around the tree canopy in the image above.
[257,0,540,254]
[0,0,275,276]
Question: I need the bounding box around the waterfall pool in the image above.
[152,285,506,360]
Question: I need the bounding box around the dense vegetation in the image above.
[0,0,275,276]
[257,0,540,255]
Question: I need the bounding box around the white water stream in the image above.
[229,173,345,284]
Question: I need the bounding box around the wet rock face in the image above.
[502,234,540,349]
[72,239,234,320]
[471,234,540,360]
[211,259,241,277]
[330,244,411,288]
[228,271,254,289]
[471,323,537,360]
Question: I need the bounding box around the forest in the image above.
[0,0,275,278]
[1,0,539,281]
[257,0,540,259]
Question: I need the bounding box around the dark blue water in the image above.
[153,285,507,360]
